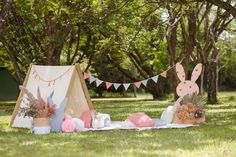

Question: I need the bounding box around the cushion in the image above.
[80,110,96,128]
[128,112,155,127]
[160,106,175,124]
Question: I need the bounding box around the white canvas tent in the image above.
[10,64,93,128]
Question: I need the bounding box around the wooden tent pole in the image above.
[75,64,93,109]
[64,66,76,109]
[10,64,33,126]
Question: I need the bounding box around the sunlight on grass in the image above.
[0,92,236,157]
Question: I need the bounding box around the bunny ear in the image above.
[47,96,55,107]
[191,63,202,82]
[59,97,68,109]
[176,63,186,81]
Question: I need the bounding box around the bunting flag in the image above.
[96,79,103,87]
[160,71,167,78]
[84,61,184,90]
[105,82,113,89]
[89,76,96,84]
[113,83,121,90]
[134,82,141,88]
[83,72,90,80]
[141,79,148,87]
[123,83,131,90]
[151,75,159,83]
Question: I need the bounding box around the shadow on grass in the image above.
[0,124,235,157]
[1,94,236,157]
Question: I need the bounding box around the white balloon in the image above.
[72,118,85,132]
[160,106,175,124]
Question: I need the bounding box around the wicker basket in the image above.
[32,117,51,134]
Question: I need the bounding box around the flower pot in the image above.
[32,117,51,134]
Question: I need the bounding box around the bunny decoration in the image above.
[160,63,203,124]
[174,63,202,107]
[48,96,68,132]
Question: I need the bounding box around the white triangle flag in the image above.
[151,75,159,83]
[89,76,96,84]
[96,79,103,87]
[123,83,131,91]
[113,83,121,90]
[141,79,148,87]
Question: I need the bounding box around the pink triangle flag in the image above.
[134,81,141,88]
[105,82,113,89]
[83,72,90,80]
[160,71,167,78]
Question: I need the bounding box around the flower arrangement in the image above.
[173,93,205,124]
[18,86,56,118]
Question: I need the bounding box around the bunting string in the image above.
[83,61,183,91]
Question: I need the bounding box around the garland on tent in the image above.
[83,62,182,91]
[32,66,73,86]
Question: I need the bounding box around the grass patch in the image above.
[0,92,236,157]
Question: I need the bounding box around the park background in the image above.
[0,0,236,157]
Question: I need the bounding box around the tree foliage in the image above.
[0,0,235,102]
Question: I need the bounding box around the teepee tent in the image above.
[10,64,93,128]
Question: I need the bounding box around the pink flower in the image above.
[36,98,46,110]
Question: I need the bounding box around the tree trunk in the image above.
[200,65,205,95]
[206,62,218,103]
[147,81,164,100]
[4,44,24,83]
[0,0,12,35]
[45,11,66,65]
[166,6,178,100]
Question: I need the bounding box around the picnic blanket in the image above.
[83,119,196,131]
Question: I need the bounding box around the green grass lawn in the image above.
[0,92,236,157]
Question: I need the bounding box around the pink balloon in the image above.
[62,119,75,133]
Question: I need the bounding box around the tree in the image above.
[0,0,235,101]
[0,0,100,83]
[0,0,12,35]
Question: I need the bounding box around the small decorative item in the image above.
[47,97,68,132]
[18,86,55,134]
[62,119,75,133]
[71,118,85,132]
[92,112,111,129]
[172,93,205,124]
[160,106,175,124]
[32,117,51,134]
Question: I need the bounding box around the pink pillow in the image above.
[80,110,96,128]
[128,112,155,127]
